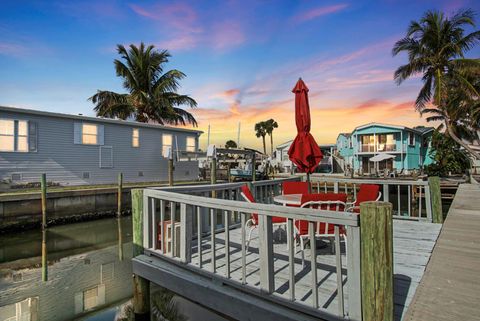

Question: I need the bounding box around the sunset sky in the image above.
[1,0,479,151]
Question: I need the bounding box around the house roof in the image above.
[353,122,434,135]
[0,105,203,135]
[276,140,293,149]
[336,133,351,139]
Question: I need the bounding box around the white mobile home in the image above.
[0,106,202,186]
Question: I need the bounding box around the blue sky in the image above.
[1,0,479,149]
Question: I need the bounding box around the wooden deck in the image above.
[141,219,440,321]
[405,183,480,321]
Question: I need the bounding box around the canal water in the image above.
[0,217,225,321]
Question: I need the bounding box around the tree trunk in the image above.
[445,122,480,160]
[262,135,266,154]
[270,134,274,156]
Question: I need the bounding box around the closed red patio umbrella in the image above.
[288,78,323,187]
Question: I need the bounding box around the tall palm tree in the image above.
[89,43,198,126]
[264,119,278,155]
[392,9,480,158]
[254,121,267,154]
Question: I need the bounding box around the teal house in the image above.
[335,123,434,174]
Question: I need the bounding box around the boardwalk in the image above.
[405,183,480,321]
[138,219,441,321]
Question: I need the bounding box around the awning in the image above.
[369,153,395,162]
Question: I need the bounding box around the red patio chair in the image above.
[282,181,309,195]
[346,184,382,213]
[240,184,287,251]
[296,199,347,267]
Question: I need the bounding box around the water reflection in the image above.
[0,217,133,321]
[1,217,228,321]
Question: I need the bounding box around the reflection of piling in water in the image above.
[42,229,48,282]
[117,217,124,261]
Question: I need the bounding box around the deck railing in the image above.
[307,175,439,222]
[141,185,363,320]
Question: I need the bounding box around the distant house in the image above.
[274,140,336,173]
[0,106,202,186]
[334,123,434,174]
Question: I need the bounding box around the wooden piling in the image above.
[211,157,217,185]
[41,173,47,229]
[117,172,123,217]
[428,176,443,223]
[132,189,150,320]
[168,158,174,186]
[251,151,256,182]
[360,201,394,321]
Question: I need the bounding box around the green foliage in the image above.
[225,140,237,149]
[89,43,198,126]
[393,9,480,158]
[425,130,470,176]
[254,121,267,154]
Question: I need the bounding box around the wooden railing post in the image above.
[258,213,274,294]
[41,173,47,229]
[428,176,443,223]
[117,172,123,217]
[132,189,150,321]
[180,203,192,263]
[360,201,394,321]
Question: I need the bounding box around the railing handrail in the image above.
[143,188,359,227]
[307,174,429,186]
[251,176,300,187]
[152,181,246,193]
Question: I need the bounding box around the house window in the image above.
[408,132,415,146]
[162,134,172,157]
[0,119,29,152]
[186,136,196,152]
[132,128,139,147]
[82,124,98,145]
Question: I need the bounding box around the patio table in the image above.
[273,194,303,206]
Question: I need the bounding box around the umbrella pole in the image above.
[307,172,311,193]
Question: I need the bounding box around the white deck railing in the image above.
[141,181,362,320]
[307,175,433,222]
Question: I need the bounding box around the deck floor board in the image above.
[405,184,480,321]
[189,219,441,320]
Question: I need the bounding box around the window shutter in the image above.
[74,122,82,144]
[98,125,104,145]
[28,121,38,152]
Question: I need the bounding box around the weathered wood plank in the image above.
[406,184,480,321]
[360,201,394,321]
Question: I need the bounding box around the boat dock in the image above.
[405,183,480,320]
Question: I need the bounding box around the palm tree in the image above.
[264,119,278,155]
[392,9,480,158]
[225,140,237,149]
[254,121,267,154]
[89,43,198,126]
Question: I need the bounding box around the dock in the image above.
[130,177,448,321]
[405,183,480,321]
[134,219,440,320]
